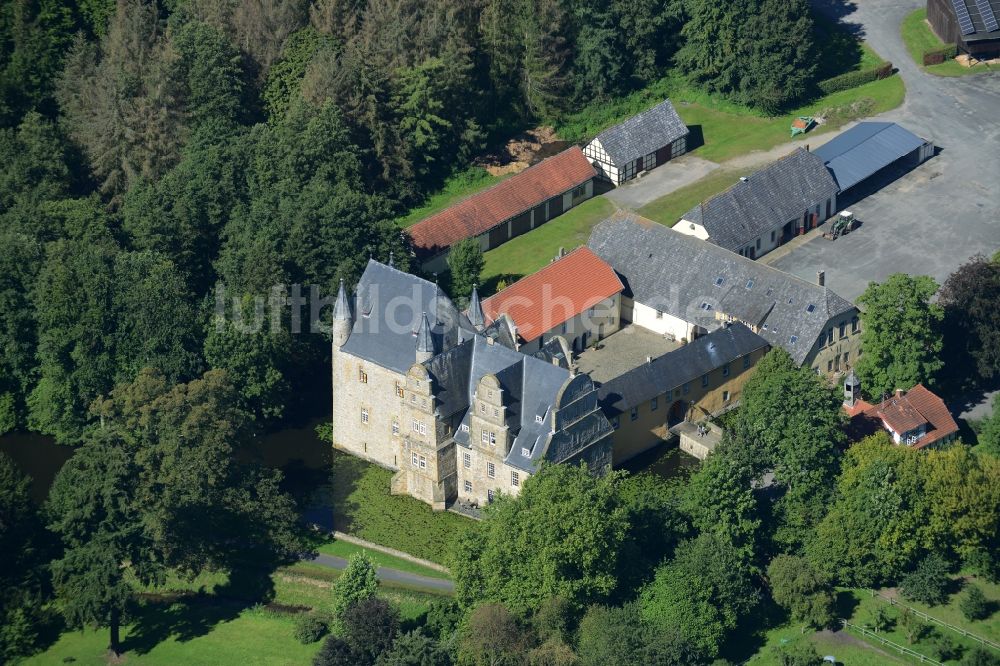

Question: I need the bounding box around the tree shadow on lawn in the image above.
[720,597,791,663]
[835,590,861,621]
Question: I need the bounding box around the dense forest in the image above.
[0,0,829,444]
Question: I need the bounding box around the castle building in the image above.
[331,260,614,510]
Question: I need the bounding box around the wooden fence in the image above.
[841,620,942,664]
[871,590,1000,652]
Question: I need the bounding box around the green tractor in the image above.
[823,211,856,240]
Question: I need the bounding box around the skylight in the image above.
[745,279,754,290]
[806,304,816,313]
[790,335,798,344]
[715,276,725,286]
[700,302,713,311]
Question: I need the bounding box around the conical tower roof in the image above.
[416,312,434,354]
[334,279,351,321]
[468,284,485,329]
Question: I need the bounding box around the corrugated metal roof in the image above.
[814,122,926,191]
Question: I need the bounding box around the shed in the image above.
[928,0,1000,59]
[583,99,689,186]
[813,122,933,192]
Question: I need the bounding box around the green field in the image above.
[395,167,506,228]
[900,9,994,77]
[637,168,742,227]
[317,538,452,580]
[321,448,474,565]
[479,196,618,294]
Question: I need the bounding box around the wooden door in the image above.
[655,144,672,166]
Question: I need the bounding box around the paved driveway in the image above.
[769,0,1000,302]
[308,553,455,593]
[603,154,720,209]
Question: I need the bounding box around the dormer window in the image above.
[535,415,544,424]
[521,447,530,457]
[745,279,754,290]
[789,335,798,344]
[806,304,816,313]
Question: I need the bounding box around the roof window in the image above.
[806,304,816,313]
[715,276,725,286]
[700,302,713,311]
[790,335,798,344]
[745,279,754,290]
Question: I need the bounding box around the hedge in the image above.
[817,62,894,95]
[923,44,958,66]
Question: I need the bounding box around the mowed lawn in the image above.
[479,197,618,294]
[23,558,450,665]
[637,168,742,227]
[901,8,995,77]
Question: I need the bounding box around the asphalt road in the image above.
[307,553,455,594]
[770,0,1000,303]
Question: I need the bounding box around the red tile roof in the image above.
[845,384,959,449]
[407,147,596,255]
[480,247,623,343]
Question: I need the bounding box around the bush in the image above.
[771,641,822,666]
[817,62,894,95]
[923,44,958,66]
[966,549,1000,584]
[928,629,961,662]
[963,647,1000,666]
[900,554,952,606]
[960,585,991,621]
[294,613,330,644]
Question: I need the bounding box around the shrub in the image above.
[817,62,894,95]
[294,613,330,644]
[960,585,990,621]
[771,641,822,666]
[333,553,378,620]
[966,549,1000,584]
[923,45,958,66]
[900,554,952,606]
[963,647,1000,666]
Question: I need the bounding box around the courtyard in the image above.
[574,325,682,384]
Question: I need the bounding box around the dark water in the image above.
[0,418,334,506]
[619,442,700,481]
[0,431,74,503]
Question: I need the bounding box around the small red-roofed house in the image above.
[408,147,596,273]
[478,247,624,354]
[842,372,959,449]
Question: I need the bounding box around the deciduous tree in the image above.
[855,273,944,400]
[939,255,1000,384]
[767,555,836,631]
[333,553,379,621]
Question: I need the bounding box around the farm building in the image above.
[408,147,596,273]
[813,122,934,195]
[928,0,1000,59]
[675,148,840,259]
[589,213,862,377]
[478,247,624,355]
[583,99,689,186]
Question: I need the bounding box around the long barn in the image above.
[408,148,596,273]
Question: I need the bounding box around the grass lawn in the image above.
[317,538,452,580]
[323,448,474,566]
[870,577,1000,643]
[395,167,506,228]
[636,168,742,227]
[901,9,995,77]
[741,626,911,665]
[479,196,618,294]
[21,558,450,665]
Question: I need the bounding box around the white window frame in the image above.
[487,462,496,479]
[411,453,418,467]
[419,455,426,469]
[418,422,427,436]
[361,408,369,424]
[511,471,520,487]
[464,480,472,493]
[463,452,471,468]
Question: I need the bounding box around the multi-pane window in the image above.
[851,317,859,334]
[511,471,520,487]
[723,390,731,402]
[412,419,420,433]
[392,421,399,436]
[361,408,369,424]
[411,453,419,466]
[828,328,835,345]
[839,322,847,339]
[418,422,427,436]
[464,480,472,493]
[463,452,471,468]
[487,462,496,478]
[419,455,426,469]
[358,367,368,383]
[395,383,404,398]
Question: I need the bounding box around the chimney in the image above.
[816,270,825,287]
[646,356,653,364]
[895,388,904,398]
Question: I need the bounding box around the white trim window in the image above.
[419,455,426,469]
[487,462,496,478]
[411,453,418,467]
[464,480,472,493]
[511,471,520,487]
[418,422,427,436]
[463,452,472,468]
[361,408,369,424]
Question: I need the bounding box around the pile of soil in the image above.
[477,126,571,177]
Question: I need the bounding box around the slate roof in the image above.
[593,99,689,166]
[480,247,624,342]
[680,148,839,251]
[597,324,770,415]
[427,336,610,472]
[813,122,927,191]
[846,384,960,449]
[340,260,476,374]
[407,148,596,256]
[588,213,857,366]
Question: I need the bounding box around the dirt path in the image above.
[814,628,902,662]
